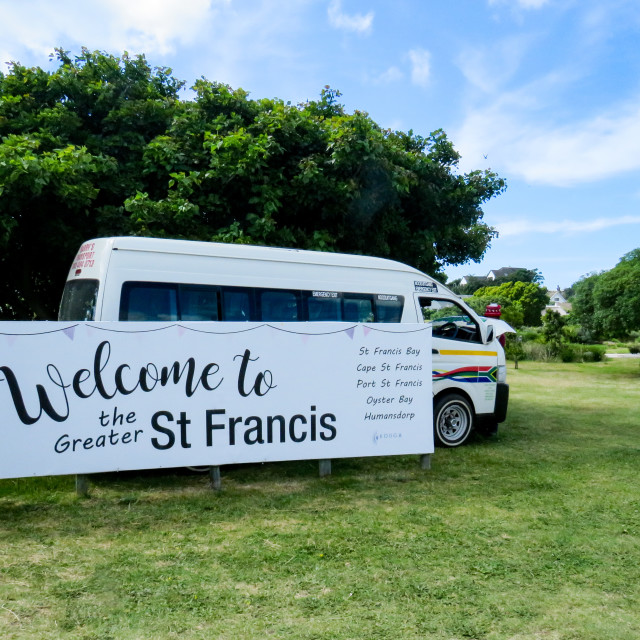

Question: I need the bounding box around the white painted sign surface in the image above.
[0,322,432,478]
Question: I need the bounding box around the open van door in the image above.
[415,293,507,447]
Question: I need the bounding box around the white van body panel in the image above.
[61,237,510,445]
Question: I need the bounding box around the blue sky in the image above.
[1,0,639,290]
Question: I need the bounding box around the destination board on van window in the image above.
[414,280,438,293]
[0,322,433,478]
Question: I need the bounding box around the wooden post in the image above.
[75,474,89,497]
[209,466,222,491]
[419,454,431,470]
[318,459,332,477]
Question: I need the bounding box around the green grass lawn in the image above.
[1,359,639,639]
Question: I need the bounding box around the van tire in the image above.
[434,394,474,447]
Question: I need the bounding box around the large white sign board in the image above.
[0,322,432,478]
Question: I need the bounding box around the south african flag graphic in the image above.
[432,366,498,384]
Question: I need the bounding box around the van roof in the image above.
[106,236,426,276]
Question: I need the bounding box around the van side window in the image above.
[376,295,404,323]
[419,297,480,343]
[59,279,99,321]
[344,295,374,322]
[307,291,341,321]
[180,286,219,321]
[120,283,178,321]
[221,288,252,321]
[120,282,403,325]
[259,290,300,321]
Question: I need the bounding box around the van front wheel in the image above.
[434,394,474,447]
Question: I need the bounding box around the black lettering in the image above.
[72,368,93,398]
[235,349,276,397]
[320,414,337,441]
[206,409,226,446]
[289,415,307,443]
[160,360,198,397]
[177,412,191,448]
[114,364,139,395]
[54,434,70,453]
[266,415,285,444]
[229,416,242,446]
[310,405,317,441]
[0,365,69,425]
[200,363,223,391]
[112,407,125,426]
[244,416,264,445]
[139,364,159,392]
[94,341,116,400]
[151,411,175,450]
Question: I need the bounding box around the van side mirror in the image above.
[485,325,494,344]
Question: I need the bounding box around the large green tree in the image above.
[571,249,640,339]
[470,281,549,327]
[1,49,506,320]
[0,49,183,319]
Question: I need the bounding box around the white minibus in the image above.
[59,237,512,447]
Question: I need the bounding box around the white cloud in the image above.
[372,66,404,85]
[457,35,534,94]
[0,0,220,64]
[102,0,216,54]
[327,0,374,34]
[488,0,550,9]
[453,5,640,187]
[408,48,431,88]
[0,0,318,99]
[456,92,640,186]
[496,215,640,237]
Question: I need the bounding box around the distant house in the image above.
[459,274,476,286]
[459,267,526,287]
[543,287,572,316]
[487,267,525,281]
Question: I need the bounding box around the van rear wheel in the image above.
[434,394,474,447]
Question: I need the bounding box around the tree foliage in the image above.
[571,249,640,339]
[450,268,543,295]
[0,49,506,319]
[541,310,569,356]
[471,281,549,327]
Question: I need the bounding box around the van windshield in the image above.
[420,297,480,342]
[59,280,99,321]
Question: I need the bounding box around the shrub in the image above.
[629,344,640,354]
[522,342,556,362]
[560,345,579,362]
[581,345,606,362]
[519,326,544,343]
[564,323,591,344]
[505,334,526,361]
[521,343,607,363]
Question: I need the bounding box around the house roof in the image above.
[487,267,525,279]
[547,290,568,303]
